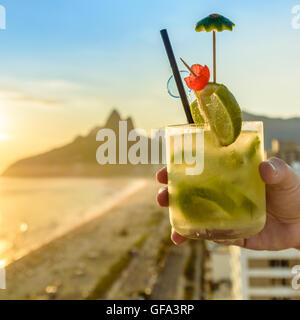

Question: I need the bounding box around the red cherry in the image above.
[184,64,210,91]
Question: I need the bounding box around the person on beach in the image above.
[156,157,300,251]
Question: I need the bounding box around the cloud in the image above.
[0,77,87,109]
[0,90,60,106]
[42,80,81,90]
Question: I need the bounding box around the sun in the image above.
[0,133,9,141]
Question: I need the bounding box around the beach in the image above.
[0,177,147,264]
[0,175,233,300]
[0,178,154,299]
[0,178,206,300]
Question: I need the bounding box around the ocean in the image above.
[0,177,147,264]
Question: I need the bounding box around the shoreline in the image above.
[0,179,166,300]
[2,178,149,267]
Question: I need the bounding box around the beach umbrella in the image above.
[195,14,235,83]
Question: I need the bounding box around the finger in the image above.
[156,167,168,184]
[171,230,187,245]
[213,239,246,247]
[217,238,264,250]
[259,157,300,190]
[156,186,169,207]
[228,239,245,247]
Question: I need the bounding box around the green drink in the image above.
[166,121,266,240]
[160,14,267,240]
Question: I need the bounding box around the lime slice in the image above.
[176,182,234,222]
[196,83,242,146]
[190,100,205,125]
[208,178,257,217]
[178,195,229,223]
[176,178,257,222]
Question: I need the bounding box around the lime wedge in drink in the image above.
[176,182,235,222]
[177,189,231,223]
[208,178,257,217]
[195,83,242,146]
[190,99,205,125]
[176,176,258,223]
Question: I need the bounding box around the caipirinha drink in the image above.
[162,14,266,240]
[167,121,266,240]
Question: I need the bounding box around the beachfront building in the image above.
[230,247,300,300]
[292,161,300,176]
[267,139,300,165]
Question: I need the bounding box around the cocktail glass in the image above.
[166,121,266,240]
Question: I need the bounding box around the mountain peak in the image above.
[105,109,121,128]
[126,117,134,132]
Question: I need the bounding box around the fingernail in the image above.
[158,186,167,194]
[171,236,180,246]
[268,160,278,176]
[171,229,179,245]
[171,233,177,245]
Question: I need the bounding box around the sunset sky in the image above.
[0,0,299,172]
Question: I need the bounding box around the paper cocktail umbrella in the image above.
[195,14,235,83]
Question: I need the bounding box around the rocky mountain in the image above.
[2,110,300,177]
[2,110,157,177]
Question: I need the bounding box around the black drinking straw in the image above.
[160,29,194,124]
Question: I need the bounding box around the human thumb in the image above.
[259,157,300,190]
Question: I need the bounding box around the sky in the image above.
[0,0,299,171]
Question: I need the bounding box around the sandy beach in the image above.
[0,178,208,300]
[0,179,166,299]
[0,173,240,301]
